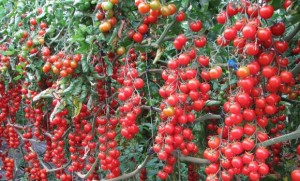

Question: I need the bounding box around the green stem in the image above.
[257,127,300,147]
[284,22,300,42]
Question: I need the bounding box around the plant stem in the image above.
[257,127,300,147]
[291,62,300,77]
[284,23,300,42]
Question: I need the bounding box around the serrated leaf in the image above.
[72,82,82,96]
[205,100,221,106]
[79,24,87,33]
[81,55,89,73]
[33,88,54,102]
[220,83,228,91]
[0,50,15,55]
[26,72,35,82]
[61,80,78,96]
[13,75,22,81]
[85,35,96,44]
[61,79,82,95]
[72,96,82,118]
[70,34,85,42]
[104,57,113,76]
[35,69,41,82]
[50,101,65,121]
[80,85,88,102]
[87,95,94,110]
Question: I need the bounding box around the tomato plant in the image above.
[0,0,300,181]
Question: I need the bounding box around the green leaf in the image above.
[33,88,54,102]
[80,84,88,102]
[72,96,82,118]
[13,75,22,81]
[61,81,77,96]
[200,0,209,11]
[50,100,66,121]
[81,55,89,73]
[85,35,96,44]
[72,82,82,96]
[0,50,15,55]
[76,42,89,54]
[205,100,221,106]
[70,34,85,42]
[104,57,113,76]
[270,0,284,10]
[79,24,87,33]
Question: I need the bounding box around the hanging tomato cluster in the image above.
[42,51,81,78]
[204,1,297,181]
[117,48,144,139]
[97,0,118,33]
[129,0,177,43]
[153,19,214,178]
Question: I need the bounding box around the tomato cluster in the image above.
[188,163,200,181]
[97,0,118,33]
[204,1,298,181]
[42,51,81,78]
[155,31,213,179]
[1,157,14,180]
[117,48,144,139]
[139,167,147,181]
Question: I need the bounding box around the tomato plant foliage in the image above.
[0,0,300,180]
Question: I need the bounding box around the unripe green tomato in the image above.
[14,31,22,39]
[33,38,39,46]
[102,2,113,11]
[21,45,28,51]
[150,0,161,10]
[105,10,114,18]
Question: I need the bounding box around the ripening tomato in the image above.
[190,20,203,32]
[42,62,51,73]
[167,4,177,15]
[204,148,220,162]
[236,66,250,78]
[163,107,175,117]
[283,0,293,10]
[291,169,300,181]
[99,21,112,32]
[259,5,274,19]
[197,55,209,66]
[138,24,148,34]
[242,24,257,39]
[194,36,206,48]
[208,137,220,149]
[274,40,288,53]
[271,22,285,36]
[133,32,143,43]
[138,2,150,14]
[257,27,272,41]
[160,6,171,17]
[244,42,259,56]
[255,147,269,160]
[176,11,185,22]
[209,66,222,79]
[150,0,161,10]
[216,11,226,24]
[224,27,237,41]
